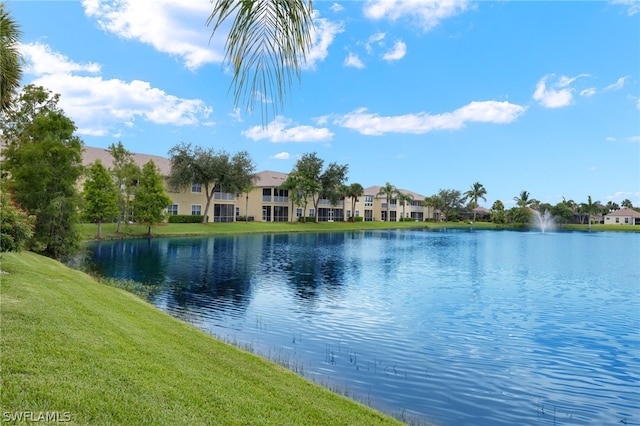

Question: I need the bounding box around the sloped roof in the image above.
[606,208,640,218]
[254,170,289,187]
[83,146,172,176]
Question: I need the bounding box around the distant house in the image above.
[603,208,640,225]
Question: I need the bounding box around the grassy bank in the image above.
[79,221,503,241]
[0,252,401,425]
[79,220,637,241]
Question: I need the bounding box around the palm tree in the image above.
[581,195,601,230]
[377,182,396,222]
[396,191,414,221]
[1,3,23,112]
[621,199,634,209]
[207,0,314,123]
[464,182,487,222]
[513,190,532,208]
[280,173,301,222]
[345,183,364,222]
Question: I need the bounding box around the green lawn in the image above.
[80,220,637,241]
[79,220,504,241]
[0,252,402,425]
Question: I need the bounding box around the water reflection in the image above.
[85,230,640,426]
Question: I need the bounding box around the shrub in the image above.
[1,190,36,253]
[168,215,208,223]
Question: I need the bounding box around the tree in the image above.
[463,182,487,222]
[550,201,574,225]
[108,142,140,233]
[291,152,348,223]
[168,143,255,224]
[207,0,314,123]
[133,161,172,237]
[424,195,443,221]
[581,195,601,230]
[0,188,35,252]
[280,173,302,222]
[604,201,620,214]
[513,190,533,208]
[345,183,364,222]
[377,182,397,222]
[0,3,23,112]
[621,199,634,209]
[82,160,119,239]
[1,85,84,260]
[490,200,506,224]
[435,189,464,221]
[396,191,414,221]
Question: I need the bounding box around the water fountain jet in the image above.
[532,209,556,233]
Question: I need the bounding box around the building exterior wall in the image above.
[82,147,442,224]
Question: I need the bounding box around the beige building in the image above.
[82,146,435,223]
[603,208,640,225]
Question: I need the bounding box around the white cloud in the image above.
[334,101,526,136]
[363,0,471,32]
[81,0,222,70]
[272,152,291,160]
[21,42,213,136]
[604,76,629,91]
[303,17,344,70]
[605,135,640,143]
[382,40,406,61]
[330,3,344,13]
[365,32,386,54]
[243,116,334,142]
[229,107,243,123]
[344,53,365,69]
[611,0,640,16]
[533,74,589,108]
[20,42,101,75]
[580,87,596,97]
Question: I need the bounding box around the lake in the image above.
[85,229,640,425]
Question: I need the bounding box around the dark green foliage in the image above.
[168,215,208,224]
[82,160,119,239]
[1,85,83,260]
[0,189,35,252]
[133,161,172,237]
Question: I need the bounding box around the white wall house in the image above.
[603,208,640,225]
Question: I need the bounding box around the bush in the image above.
[236,216,255,222]
[1,190,36,253]
[297,216,316,222]
[168,215,208,223]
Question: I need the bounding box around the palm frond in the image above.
[208,0,314,124]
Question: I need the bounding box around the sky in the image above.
[7,0,640,208]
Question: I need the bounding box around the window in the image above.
[309,208,315,217]
[191,205,202,216]
[296,208,303,218]
[355,210,360,217]
[364,196,373,207]
[615,218,620,223]
[625,217,629,224]
[191,183,202,193]
[347,210,351,218]
[167,204,178,215]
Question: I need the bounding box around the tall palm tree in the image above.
[207,0,314,123]
[514,190,532,208]
[582,195,601,230]
[377,182,396,222]
[346,182,364,222]
[396,191,414,221]
[280,173,301,222]
[0,2,23,112]
[464,182,487,222]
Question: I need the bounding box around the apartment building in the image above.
[82,146,434,223]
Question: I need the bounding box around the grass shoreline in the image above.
[79,220,638,242]
[0,251,402,425]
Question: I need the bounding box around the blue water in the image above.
[86,229,640,425]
